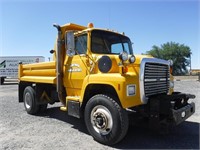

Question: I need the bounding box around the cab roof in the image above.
[60,23,125,36]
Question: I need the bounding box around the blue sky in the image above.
[0,0,199,68]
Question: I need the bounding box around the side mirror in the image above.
[65,31,75,57]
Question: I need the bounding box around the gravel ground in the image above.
[0,80,199,149]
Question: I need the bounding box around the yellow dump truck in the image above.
[18,23,195,145]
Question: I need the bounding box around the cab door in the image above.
[63,34,88,96]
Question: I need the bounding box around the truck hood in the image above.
[90,54,154,74]
[134,54,154,65]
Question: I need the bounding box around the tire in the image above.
[84,94,129,145]
[23,86,39,115]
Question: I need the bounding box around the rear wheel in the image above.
[23,86,39,115]
[84,94,129,145]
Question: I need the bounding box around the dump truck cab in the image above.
[18,23,195,145]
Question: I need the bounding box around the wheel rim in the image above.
[24,92,31,109]
[90,105,113,135]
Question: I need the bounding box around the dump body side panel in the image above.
[18,61,56,84]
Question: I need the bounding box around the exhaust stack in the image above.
[53,24,66,105]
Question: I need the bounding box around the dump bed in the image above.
[18,61,56,84]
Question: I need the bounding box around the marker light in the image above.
[127,84,136,96]
[170,80,174,88]
[88,23,94,28]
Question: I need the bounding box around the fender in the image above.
[80,73,142,108]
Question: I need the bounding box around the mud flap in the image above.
[68,100,80,118]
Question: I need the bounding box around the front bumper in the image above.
[148,92,195,126]
[171,102,195,125]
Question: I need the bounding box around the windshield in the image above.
[91,30,133,55]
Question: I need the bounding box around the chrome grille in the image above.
[144,62,170,97]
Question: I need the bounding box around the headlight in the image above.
[129,55,136,63]
[127,84,136,96]
[119,51,128,61]
[168,59,173,66]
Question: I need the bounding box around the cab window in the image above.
[75,34,87,54]
[91,30,133,55]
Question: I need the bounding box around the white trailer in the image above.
[0,56,45,84]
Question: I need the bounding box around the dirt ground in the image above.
[0,79,199,149]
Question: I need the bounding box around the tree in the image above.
[146,42,191,75]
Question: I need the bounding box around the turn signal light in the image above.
[170,66,173,74]
[122,66,128,74]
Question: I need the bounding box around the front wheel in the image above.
[84,94,129,145]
